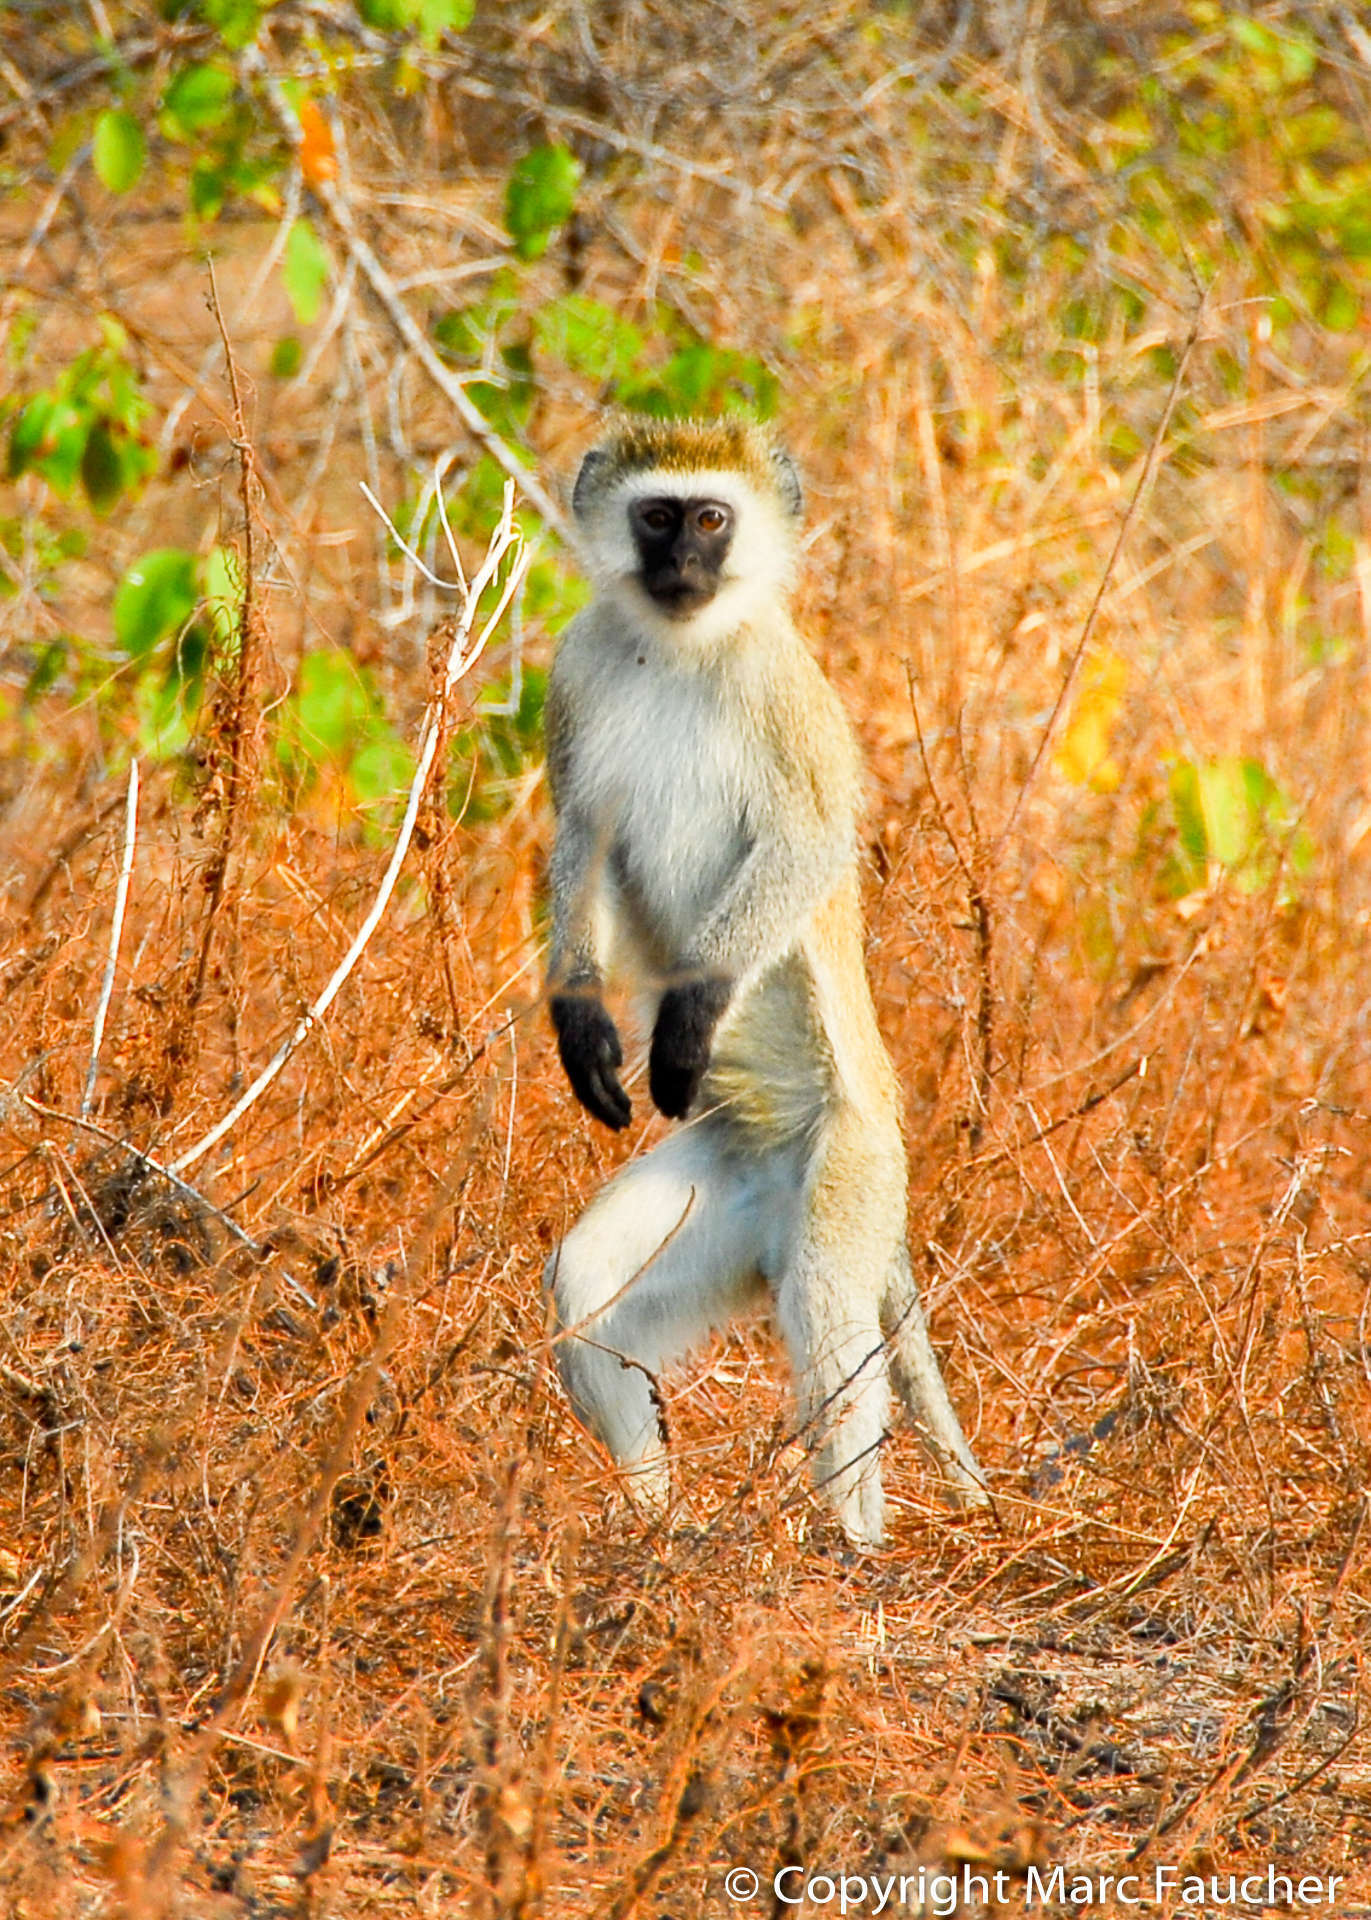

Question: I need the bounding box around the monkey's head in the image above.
[570,416,803,644]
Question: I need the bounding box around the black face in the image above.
[630,495,734,616]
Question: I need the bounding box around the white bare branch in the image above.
[171,482,531,1177]
[81,756,139,1120]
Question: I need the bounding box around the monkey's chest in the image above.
[579,675,754,953]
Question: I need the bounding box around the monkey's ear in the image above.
[572,446,613,521]
[770,446,803,521]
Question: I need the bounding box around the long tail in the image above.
[883,1246,990,1509]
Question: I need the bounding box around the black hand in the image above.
[649,976,732,1119]
[551,994,632,1131]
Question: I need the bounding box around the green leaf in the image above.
[292,651,374,761]
[189,159,229,221]
[504,145,580,262]
[24,639,67,703]
[283,219,330,325]
[1322,279,1360,332]
[535,294,643,382]
[204,543,243,647]
[351,735,414,803]
[80,418,125,511]
[617,341,779,420]
[1169,761,1208,875]
[433,309,482,360]
[7,394,57,479]
[13,396,90,493]
[134,666,196,760]
[417,0,474,41]
[93,111,146,193]
[1196,758,1248,869]
[357,0,473,36]
[113,549,199,660]
[269,335,303,378]
[162,64,236,140]
[275,649,414,820]
[202,0,262,49]
[522,558,589,636]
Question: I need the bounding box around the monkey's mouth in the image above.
[643,575,719,616]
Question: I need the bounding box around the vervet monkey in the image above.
[543,416,987,1549]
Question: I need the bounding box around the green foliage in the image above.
[107,544,247,757]
[203,543,244,649]
[1108,5,1371,338]
[1160,755,1313,899]
[283,218,331,325]
[471,341,536,439]
[161,63,237,140]
[113,549,199,660]
[0,515,83,607]
[154,56,279,220]
[439,279,777,450]
[504,145,581,262]
[198,0,263,50]
[269,335,303,379]
[616,340,780,420]
[433,270,520,361]
[523,556,590,635]
[453,663,546,819]
[275,651,414,812]
[358,0,474,41]
[433,272,538,437]
[533,295,643,384]
[93,111,146,193]
[21,638,69,703]
[6,324,155,512]
[441,455,532,539]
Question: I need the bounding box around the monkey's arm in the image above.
[547,807,632,1132]
[545,673,633,1132]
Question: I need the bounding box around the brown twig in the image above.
[181,265,264,1029]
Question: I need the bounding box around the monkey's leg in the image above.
[774,1248,893,1551]
[545,1125,772,1520]
[883,1242,989,1510]
[772,1117,900,1549]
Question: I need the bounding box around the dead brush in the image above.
[1,5,1370,1913]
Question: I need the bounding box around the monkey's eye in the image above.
[696,505,729,533]
[640,504,674,532]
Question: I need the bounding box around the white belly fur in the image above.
[575,662,754,964]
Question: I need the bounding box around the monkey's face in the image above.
[629,496,735,618]
[571,422,801,644]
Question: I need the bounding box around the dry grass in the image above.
[2,5,1370,1913]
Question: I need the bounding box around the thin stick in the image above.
[239,46,568,539]
[185,262,261,1026]
[81,757,139,1119]
[171,485,530,1176]
[990,291,1208,862]
[361,471,463,590]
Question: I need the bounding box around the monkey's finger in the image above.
[561,1051,626,1129]
[648,1057,699,1120]
[585,1062,632,1131]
